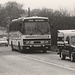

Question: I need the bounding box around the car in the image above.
[0,38,8,46]
[58,30,75,62]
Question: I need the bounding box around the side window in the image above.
[9,22,16,31]
[9,22,22,32]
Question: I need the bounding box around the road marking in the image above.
[25,56,75,71]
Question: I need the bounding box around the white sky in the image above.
[0,0,75,11]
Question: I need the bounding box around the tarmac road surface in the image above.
[0,46,75,75]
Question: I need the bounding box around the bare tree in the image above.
[0,1,26,27]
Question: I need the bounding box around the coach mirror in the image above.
[67,36,70,44]
[19,23,22,32]
[65,36,70,45]
[21,22,25,34]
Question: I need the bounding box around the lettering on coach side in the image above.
[25,35,50,38]
[9,32,21,39]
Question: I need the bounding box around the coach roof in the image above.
[12,16,48,22]
[24,16,48,19]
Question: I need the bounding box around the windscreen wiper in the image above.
[30,27,36,35]
[37,27,44,35]
[30,27,44,35]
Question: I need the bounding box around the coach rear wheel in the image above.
[18,42,23,53]
[11,41,14,51]
[71,53,75,62]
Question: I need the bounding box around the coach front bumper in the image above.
[22,44,51,50]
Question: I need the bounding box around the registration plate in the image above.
[34,45,41,47]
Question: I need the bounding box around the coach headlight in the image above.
[45,41,48,44]
[26,41,30,44]
[23,41,30,45]
[44,40,50,44]
[41,41,44,44]
[45,41,50,44]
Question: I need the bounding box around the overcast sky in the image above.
[0,0,75,11]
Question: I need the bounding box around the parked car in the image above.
[57,30,75,62]
[0,37,8,46]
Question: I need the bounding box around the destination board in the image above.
[24,19,48,22]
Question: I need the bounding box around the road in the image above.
[0,46,75,75]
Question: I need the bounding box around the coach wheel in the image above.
[71,52,75,62]
[18,42,23,53]
[11,41,14,51]
[61,52,66,60]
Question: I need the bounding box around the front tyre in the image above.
[60,52,66,60]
